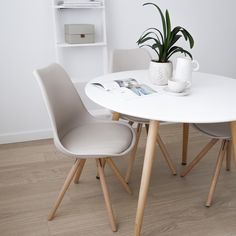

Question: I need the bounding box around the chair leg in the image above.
[128,120,134,126]
[74,159,86,184]
[226,140,231,171]
[96,159,106,180]
[156,134,177,175]
[181,139,218,177]
[96,112,120,180]
[146,123,176,175]
[145,124,149,134]
[206,140,227,207]
[96,159,117,232]
[106,158,132,195]
[48,159,81,221]
[125,123,142,183]
[182,123,189,165]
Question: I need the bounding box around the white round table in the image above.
[85,70,236,235]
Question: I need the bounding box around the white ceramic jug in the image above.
[174,57,199,84]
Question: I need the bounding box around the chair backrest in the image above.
[34,63,92,149]
[193,123,231,140]
[111,48,151,72]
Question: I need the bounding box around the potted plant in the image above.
[137,2,194,85]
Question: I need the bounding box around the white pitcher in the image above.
[174,57,199,84]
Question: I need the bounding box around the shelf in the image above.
[52,0,108,80]
[55,5,104,9]
[56,42,106,47]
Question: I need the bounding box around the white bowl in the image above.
[168,80,187,93]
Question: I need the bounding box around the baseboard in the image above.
[0,108,110,145]
[0,129,53,145]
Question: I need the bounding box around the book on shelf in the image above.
[92,78,156,97]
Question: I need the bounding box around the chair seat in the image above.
[120,114,149,124]
[193,122,231,139]
[61,122,134,157]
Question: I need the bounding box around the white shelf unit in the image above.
[52,0,108,83]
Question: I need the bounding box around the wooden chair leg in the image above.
[181,139,218,177]
[112,112,120,121]
[230,122,236,167]
[48,159,81,221]
[96,159,117,232]
[206,140,227,207]
[182,123,189,165]
[156,134,177,175]
[226,140,231,171]
[128,120,134,126]
[74,159,86,184]
[146,123,176,175]
[145,124,149,134]
[96,159,106,179]
[107,158,132,195]
[125,123,142,183]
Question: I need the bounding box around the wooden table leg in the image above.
[134,120,159,236]
[182,123,189,165]
[230,121,236,166]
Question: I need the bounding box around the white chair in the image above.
[111,48,150,72]
[34,63,136,232]
[111,48,177,183]
[181,123,232,207]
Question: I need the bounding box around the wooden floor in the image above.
[0,124,236,236]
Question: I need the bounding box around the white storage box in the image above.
[65,24,95,44]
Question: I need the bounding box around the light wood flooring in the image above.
[0,124,236,236]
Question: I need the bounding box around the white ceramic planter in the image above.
[149,61,173,85]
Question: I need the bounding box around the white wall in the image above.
[0,0,236,144]
[0,0,56,143]
[106,0,236,77]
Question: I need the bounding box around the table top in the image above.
[85,70,236,123]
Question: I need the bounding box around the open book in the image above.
[92,78,156,96]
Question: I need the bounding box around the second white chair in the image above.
[111,48,177,183]
[181,123,232,207]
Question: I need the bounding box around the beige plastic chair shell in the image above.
[181,122,232,207]
[33,63,136,232]
[34,63,135,158]
[193,123,231,140]
[111,48,151,73]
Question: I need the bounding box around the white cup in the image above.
[174,57,200,84]
[168,79,190,93]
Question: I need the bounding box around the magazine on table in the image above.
[92,78,156,97]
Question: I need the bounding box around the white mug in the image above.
[174,58,200,83]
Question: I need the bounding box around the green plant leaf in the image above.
[152,42,163,51]
[137,31,161,45]
[167,46,193,60]
[137,36,161,47]
[165,10,171,42]
[143,3,167,40]
[171,26,194,48]
[140,44,160,57]
[168,34,182,48]
[145,27,164,43]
